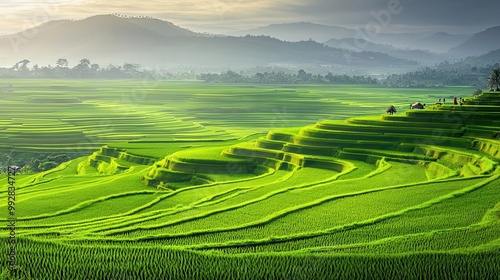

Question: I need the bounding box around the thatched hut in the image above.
[410,102,424,110]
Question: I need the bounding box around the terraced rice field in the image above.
[0,80,474,155]
[1,80,499,279]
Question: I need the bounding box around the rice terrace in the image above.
[0,79,498,279]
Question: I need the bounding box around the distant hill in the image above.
[418,32,471,52]
[226,22,358,42]
[449,26,500,56]
[0,15,199,65]
[462,49,500,66]
[367,32,470,53]
[125,16,198,37]
[324,38,444,65]
[0,15,417,70]
[228,22,470,54]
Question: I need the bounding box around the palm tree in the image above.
[56,58,68,68]
[73,58,91,77]
[16,59,30,77]
[487,68,500,91]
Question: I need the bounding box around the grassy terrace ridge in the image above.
[0,81,499,279]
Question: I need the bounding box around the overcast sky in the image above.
[1,0,499,35]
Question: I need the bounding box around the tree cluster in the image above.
[0,58,156,79]
[1,153,71,174]
[2,58,499,91]
[26,154,71,173]
[383,62,499,88]
[487,68,500,91]
[198,70,378,84]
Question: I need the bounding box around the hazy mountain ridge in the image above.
[369,32,470,53]
[226,22,359,42]
[226,22,471,54]
[462,48,500,66]
[419,32,471,52]
[0,15,417,71]
[449,26,500,56]
[3,15,497,72]
[323,38,444,65]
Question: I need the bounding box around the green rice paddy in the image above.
[0,80,498,279]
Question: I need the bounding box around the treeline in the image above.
[0,59,378,84]
[0,58,157,79]
[1,58,496,89]
[2,153,71,174]
[199,70,378,84]
[383,62,498,88]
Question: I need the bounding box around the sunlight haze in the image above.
[2,0,499,34]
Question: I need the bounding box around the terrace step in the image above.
[311,123,465,137]
[86,153,131,174]
[413,146,497,176]
[436,105,500,113]
[225,145,304,170]
[295,128,471,149]
[382,114,500,127]
[405,110,500,125]
[268,133,402,150]
[99,146,158,165]
[471,139,500,159]
[341,148,436,161]
[143,167,194,187]
[163,156,257,174]
[255,138,337,157]
[346,116,462,129]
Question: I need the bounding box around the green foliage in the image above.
[37,161,58,171]
[384,62,498,88]
[0,59,155,79]
[1,238,498,280]
[487,68,500,91]
[199,70,378,84]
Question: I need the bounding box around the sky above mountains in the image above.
[1,0,499,35]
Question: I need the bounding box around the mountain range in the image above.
[323,38,443,65]
[0,15,418,71]
[0,15,499,72]
[226,22,358,43]
[462,49,500,66]
[449,26,500,56]
[227,22,473,54]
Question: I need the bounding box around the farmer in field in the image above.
[453,97,458,105]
